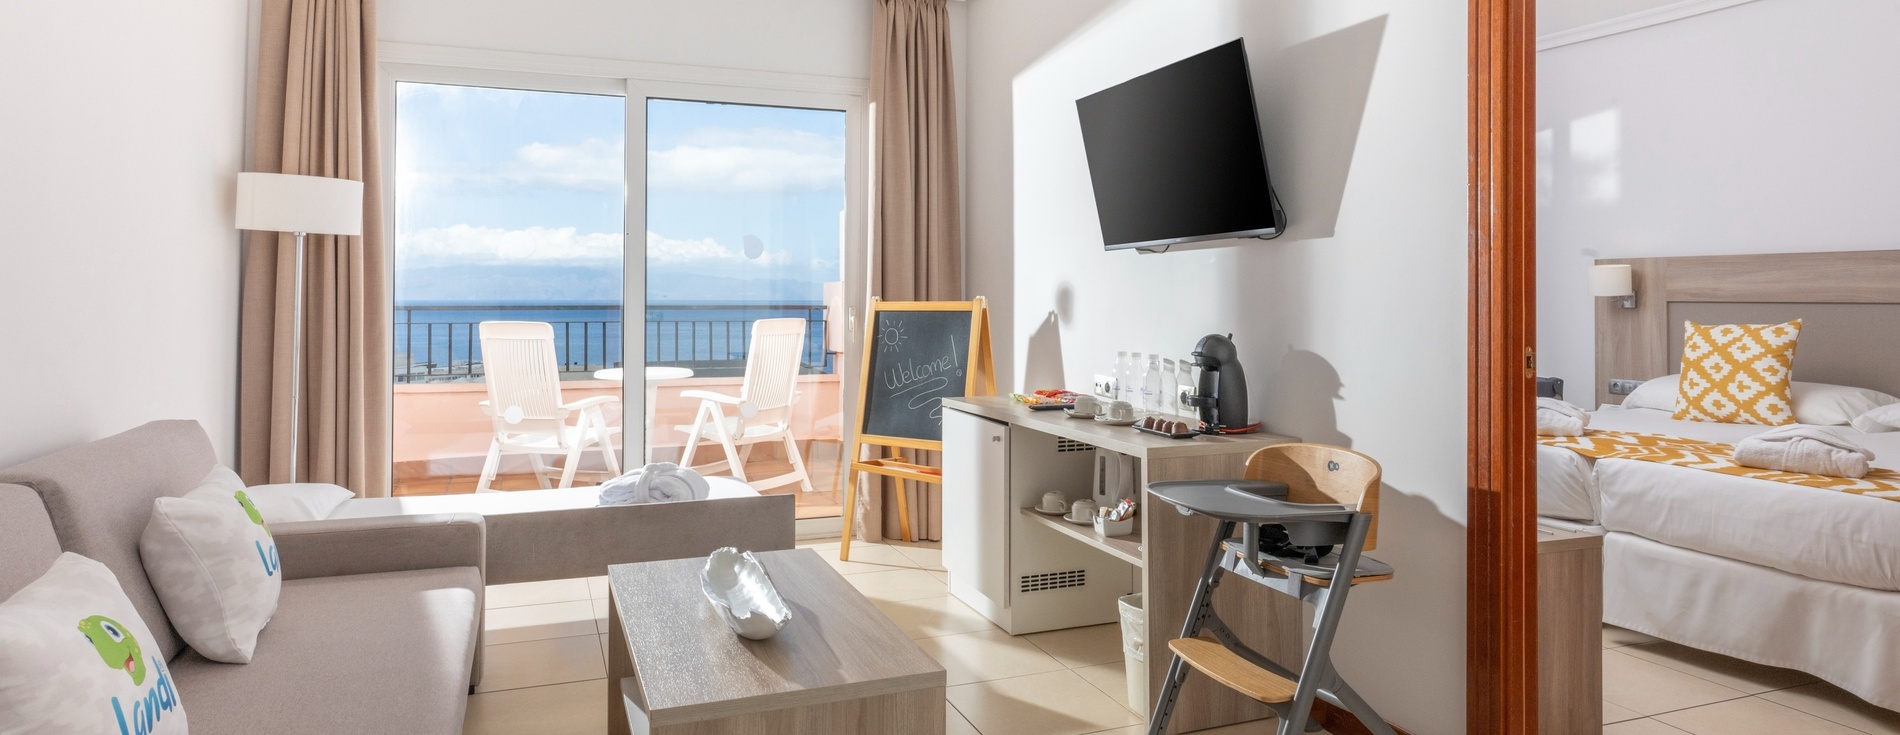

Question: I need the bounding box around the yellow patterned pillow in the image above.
[1675,320,1801,425]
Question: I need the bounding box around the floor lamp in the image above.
[235,172,364,482]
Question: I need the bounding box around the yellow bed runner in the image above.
[1539,430,1900,499]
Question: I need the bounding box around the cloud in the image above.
[398,225,622,267]
[397,225,785,267]
[646,231,788,266]
[648,127,844,193]
[504,138,624,192]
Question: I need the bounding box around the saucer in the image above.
[1093,415,1137,426]
[1064,511,1095,525]
[1032,505,1068,515]
[1064,408,1100,420]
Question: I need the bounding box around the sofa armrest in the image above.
[273,513,486,582]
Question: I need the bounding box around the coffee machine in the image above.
[1185,333,1257,434]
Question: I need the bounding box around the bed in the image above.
[1539,249,1900,710]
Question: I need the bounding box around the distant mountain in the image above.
[396,264,823,304]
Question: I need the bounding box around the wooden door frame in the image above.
[1468,0,1538,732]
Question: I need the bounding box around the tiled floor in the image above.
[463,541,1900,735]
[463,539,1333,735]
[1600,624,1900,734]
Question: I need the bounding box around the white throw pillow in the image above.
[1621,374,1899,426]
[140,484,282,663]
[1853,404,1900,434]
[1622,375,1680,412]
[0,553,188,734]
[199,465,352,523]
[1793,382,1900,426]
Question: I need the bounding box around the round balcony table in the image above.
[593,367,696,465]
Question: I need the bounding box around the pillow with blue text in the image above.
[140,482,282,663]
[0,553,188,735]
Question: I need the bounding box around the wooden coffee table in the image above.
[605,548,946,735]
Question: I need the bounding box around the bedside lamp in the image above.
[235,172,365,479]
[1590,264,1636,309]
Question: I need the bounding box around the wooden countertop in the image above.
[608,549,944,725]
[942,396,1297,459]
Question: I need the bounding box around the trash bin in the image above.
[1118,593,1146,714]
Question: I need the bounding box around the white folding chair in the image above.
[674,318,816,493]
[475,321,622,492]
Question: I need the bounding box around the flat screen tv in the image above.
[1076,39,1286,251]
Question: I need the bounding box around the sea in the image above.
[394,301,832,382]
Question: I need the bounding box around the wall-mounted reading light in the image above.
[1590,264,1636,309]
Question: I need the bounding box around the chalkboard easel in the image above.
[840,297,994,560]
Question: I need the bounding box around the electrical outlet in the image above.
[1607,379,1644,396]
[1093,374,1116,397]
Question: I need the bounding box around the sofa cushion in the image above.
[0,420,217,661]
[140,485,283,663]
[0,484,60,600]
[0,553,188,734]
[170,566,481,735]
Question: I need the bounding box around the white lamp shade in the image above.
[235,172,364,236]
[1590,264,1634,297]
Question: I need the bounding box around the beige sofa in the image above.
[0,421,484,734]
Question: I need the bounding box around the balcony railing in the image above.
[394,302,833,384]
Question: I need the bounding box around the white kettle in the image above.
[1093,450,1139,508]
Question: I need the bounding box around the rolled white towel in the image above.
[642,463,710,503]
[598,466,655,506]
[1733,425,1878,479]
[1537,397,1590,437]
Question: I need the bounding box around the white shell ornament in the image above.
[700,547,793,640]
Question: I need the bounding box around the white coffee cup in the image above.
[1069,498,1099,520]
[1040,491,1068,513]
[1069,395,1099,416]
[1101,400,1135,421]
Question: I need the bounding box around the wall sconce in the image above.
[1590,264,1637,309]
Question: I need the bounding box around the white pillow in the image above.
[140,484,282,663]
[0,553,188,734]
[200,465,352,523]
[1853,404,1900,434]
[1793,382,1900,426]
[1621,375,1899,426]
[1622,375,1680,412]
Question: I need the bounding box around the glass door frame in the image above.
[377,56,869,517]
[625,80,868,530]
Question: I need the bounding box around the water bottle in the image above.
[1161,358,1178,414]
[1177,358,1197,418]
[1113,351,1131,400]
[1142,354,1163,413]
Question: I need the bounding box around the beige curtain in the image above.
[238,0,390,497]
[864,0,963,542]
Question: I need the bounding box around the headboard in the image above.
[1595,250,1900,406]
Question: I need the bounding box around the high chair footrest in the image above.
[1167,636,1297,704]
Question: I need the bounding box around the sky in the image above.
[393,82,846,304]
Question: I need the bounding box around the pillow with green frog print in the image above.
[140,481,282,663]
[0,553,187,734]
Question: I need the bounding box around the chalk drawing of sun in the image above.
[878,319,908,352]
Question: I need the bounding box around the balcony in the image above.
[390,303,845,520]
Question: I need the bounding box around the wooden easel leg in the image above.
[894,474,913,543]
[840,455,859,561]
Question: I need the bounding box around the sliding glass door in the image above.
[382,68,864,517]
[389,80,629,495]
[639,97,850,520]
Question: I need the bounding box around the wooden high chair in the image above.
[1145,444,1396,735]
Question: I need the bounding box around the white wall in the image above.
[1537,0,1900,403]
[965,1,1470,731]
[379,0,876,79]
[0,1,250,467]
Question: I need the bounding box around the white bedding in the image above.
[325,476,758,520]
[1606,531,1900,711]
[1537,406,1767,523]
